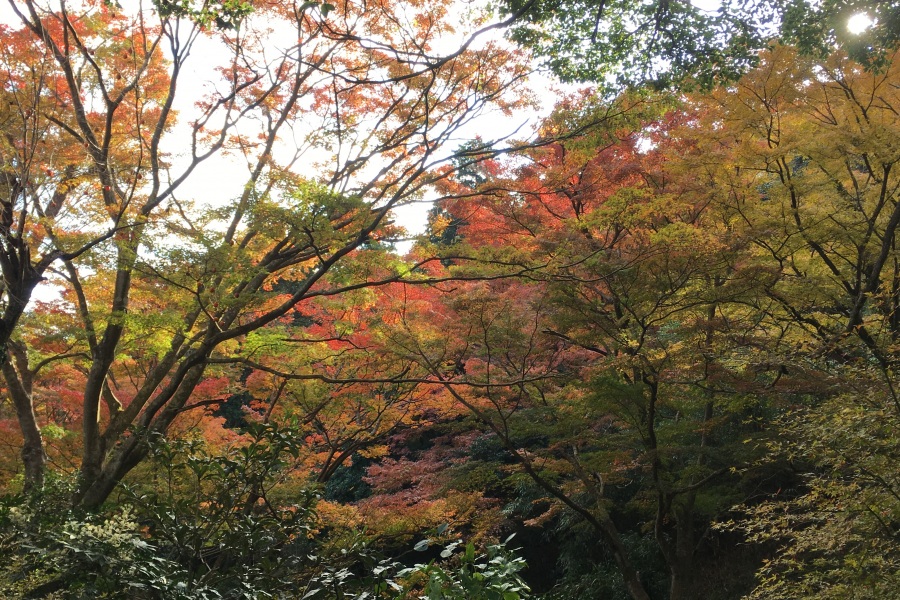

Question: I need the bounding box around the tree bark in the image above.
[2,354,44,492]
[666,502,697,600]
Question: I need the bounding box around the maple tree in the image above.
[372,96,724,598]
[414,43,900,599]
[679,44,900,598]
[372,49,900,595]
[0,2,173,490]
[0,0,531,507]
[0,0,898,595]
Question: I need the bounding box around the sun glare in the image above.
[847,12,874,34]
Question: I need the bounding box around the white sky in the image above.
[0,0,879,267]
[142,0,877,245]
[164,7,546,250]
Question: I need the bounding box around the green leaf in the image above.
[465,543,475,562]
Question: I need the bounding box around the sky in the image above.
[0,0,545,305]
[115,0,878,246]
[164,4,547,250]
[0,0,879,303]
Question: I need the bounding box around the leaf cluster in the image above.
[500,0,898,90]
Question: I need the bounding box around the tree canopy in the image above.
[501,0,899,87]
[1,1,899,599]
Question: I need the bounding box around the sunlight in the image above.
[848,12,874,34]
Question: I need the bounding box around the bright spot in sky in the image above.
[848,13,874,34]
[690,0,720,11]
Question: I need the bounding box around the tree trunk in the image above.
[603,520,651,599]
[79,357,114,496]
[662,497,698,600]
[668,566,692,600]
[2,356,44,492]
[76,360,209,509]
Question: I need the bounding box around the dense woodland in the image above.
[0,0,898,598]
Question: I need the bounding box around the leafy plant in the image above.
[398,534,530,600]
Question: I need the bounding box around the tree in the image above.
[500,0,898,88]
[375,87,805,598]
[0,2,175,491]
[358,40,900,599]
[678,44,900,598]
[0,0,530,507]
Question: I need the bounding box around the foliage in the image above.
[778,0,900,68]
[399,535,531,600]
[121,422,319,597]
[0,474,201,599]
[502,0,772,87]
[355,39,900,599]
[0,427,532,600]
[543,533,668,600]
[0,423,319,598]
[386,85,773,599]
[666,43,900,596]
[500,0,896,88]
[0,0,532,509]
[2,0,900,596]
[721,388,900,599]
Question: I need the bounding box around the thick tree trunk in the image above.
[76,361,209,509]
[660,496,698,600]
[2,357,44,492]
[0,242,51,492]
[668,566,692,600]
[79,358,114,494]
[19,421,45,493]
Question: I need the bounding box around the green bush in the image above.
[0,425,534,600]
